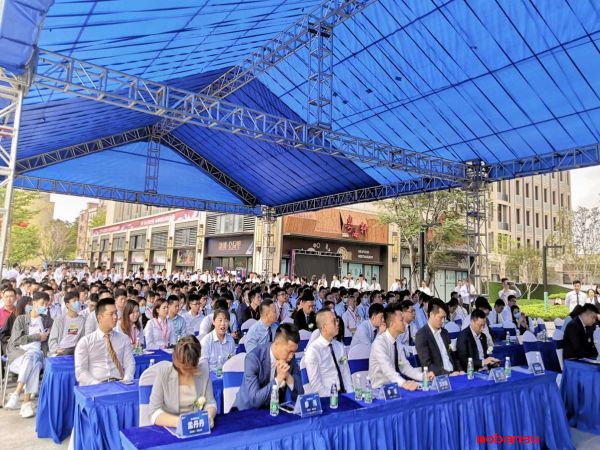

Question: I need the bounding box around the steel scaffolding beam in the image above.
[12,175,261,215]
[158,133,257,205]
[260,206,276,278]
[201,0,377,100]
[307,21,333,127]
[15,127,152,173]
[272,177,457,216]
[29,49,466,181]
[0,70,27,272]
[464,160,490,296]
[144,133,161,194]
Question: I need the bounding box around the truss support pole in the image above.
[145,127,164,194]
[261,206,276,279]
[465,160,490,297]
[0,71,27,273]
[307,21,333,128]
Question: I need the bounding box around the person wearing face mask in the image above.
[4,291,53,417]
[356,293,370,321]
[342,295,361,334]
[200,309,236,371]
[48,291,85,356]
[510,305,533,335]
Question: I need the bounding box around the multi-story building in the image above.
[88,172,571,295]
[75,202,104,260]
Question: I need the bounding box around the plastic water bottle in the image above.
[149,358,155,367]
[270,384,279,417]
[467,357,474,380]
[216,355,225,378]
[135,340,142,355]
[353,374,362,401]
[363,376,373,404]
[330,383,339,409]
[504,357,511,378]
[422,366,430,391]
[505,331,510,345]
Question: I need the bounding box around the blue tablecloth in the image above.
[491,341,560,373]
[561,359,600,434]
[73,372,225,450]
[120,371,573,450]
[36,350,172,443]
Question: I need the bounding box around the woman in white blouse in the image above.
[116,299,143,348]
[149,336,217,428]
[144,298,172,350]
[200,309,236,371]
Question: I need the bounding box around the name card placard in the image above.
[293,393,323,418]
[531,362,545,376]
[382,383,400,400]
[491,367,508,383]
[433,375,452,392]
[175,410,211,438]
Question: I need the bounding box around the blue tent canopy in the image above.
[1,0,599,215]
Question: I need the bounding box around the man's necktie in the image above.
[329,343,346,393]
[394,342,401,374]
[372,328,378,342]
[267,326,273,342]
[278,305,284,323]
[104,333,124,379]
[408,325,414,346]
[496,313,500,324]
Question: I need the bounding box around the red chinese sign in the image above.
[345,216,368,239]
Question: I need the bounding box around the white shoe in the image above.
[20,401,35,418]
[4,392,19,410]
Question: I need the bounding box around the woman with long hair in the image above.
[117,299,143,348]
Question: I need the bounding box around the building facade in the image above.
[75,202,104,260]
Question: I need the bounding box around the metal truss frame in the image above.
[272,177,457,216]
[488,144,600,181]
[144,133,161,194]
[0,69,27,271]
[30,49,466,182]
[201,0,377,100]
[13,175,261,216]
[260,206,277,278]
[307,21,333,127]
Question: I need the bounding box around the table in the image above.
[561,359,600,434]
[72,372,225,450]
[120,371,573,450]
[36,350,172,443]
[491,340,560,373]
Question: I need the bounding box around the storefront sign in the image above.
[130,252,145,264]
[176,249,195,266]
[112,253,124,263]
[92,210,200,237]
[282,237,383,264]
[206,236,254,257]
[152,251,166,264]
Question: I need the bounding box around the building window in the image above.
[151,232,168,249]
[113,236,125,251]
[560,172,563,181]
[526,238,531,247]
[552,191,556,205]
[553,217,557,231]
[516,237,521,248]
[561,193,564,207]
[516,180,520,195]
[535,213,539,228]
[516,209,521,225]
[544,215,548,230]
[100,238,109,252]
[567,195,570,209]
[534,186,539,201]
[174,227,198,248]
[130,234,146,250]
[526,211,530,226]
[525,183,530,198]
[543,188,548,203]
[536,240,540,249]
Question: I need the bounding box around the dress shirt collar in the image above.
[383,330,397,345]
[470,326,481,340]
[211,329,227,343]
[95,328,114,339]
[315,335,331,347]
[428,323,442,337]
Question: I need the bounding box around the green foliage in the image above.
[517,299,569,320]
[504,246,543,299]
[39,219,78,263]
[548,293,564,301]
[489,282,569,302]
[90,210,106,228]
[0,188,41,265]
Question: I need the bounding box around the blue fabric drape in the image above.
[120,372,573,450]
[561,359,600,434]
[35,350,172,443]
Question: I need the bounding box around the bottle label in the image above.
[330,394,338,408]
[363,389,372,403]
[270,400,279,415]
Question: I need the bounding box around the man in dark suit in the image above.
[563,303,599,360]
[293,290,316,332]
[234,323,304,410]
[456,309,500,371]
[415,298,463,375]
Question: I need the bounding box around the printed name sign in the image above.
[433,375,452,392]
[293,393,323,418]
[176,410,211,438]
[382,383,400,400]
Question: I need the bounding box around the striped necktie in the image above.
[104,333,124,379]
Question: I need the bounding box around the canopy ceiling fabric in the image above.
[1,0,599,214]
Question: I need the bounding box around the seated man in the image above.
[563,303,599,360]
[166,295,186,344]
[293,290,316,332]
[350,303,385,348]
[488,299,507,326]
[234,323,303,410]
[75,298,135,385]
[415,298,463,376]
[48,291,85,355]
[456,309,500,371]
[369,303,434,391]
[244,299,277,353]
[4,292,53,417]
[398,300,417,349]
[304,309,353,396]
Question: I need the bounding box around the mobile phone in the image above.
[279,401,295,413]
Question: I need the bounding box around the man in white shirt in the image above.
[498,278,522,303]
[390,278,401,292]
[458,278,476,312]
[330,275,341,289]
[304,310,353,396]
[369,302,434,390]
[74,298,135,385]
[565,280,586,312]
[273,288,292,323]
[354,274,368,292]
[342,295,361,334]
[369,276,381,291]
[182,293,203,335]
[488,299,509,326]
[397,300,418,349]
[349,303,385,348]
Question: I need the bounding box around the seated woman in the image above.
[117,299,144,349]
[144,298,172,350]
[200,309,236,371]
[510,305,532,335]
[5,292,53,418]
[148,335,217,428]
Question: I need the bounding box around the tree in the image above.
[90,210,106,228]
[39,219,78,263]
[0,188,41,266]
[378,190,466,291]
[505,246,543,300]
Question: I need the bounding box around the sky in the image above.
[50,166,600,221]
